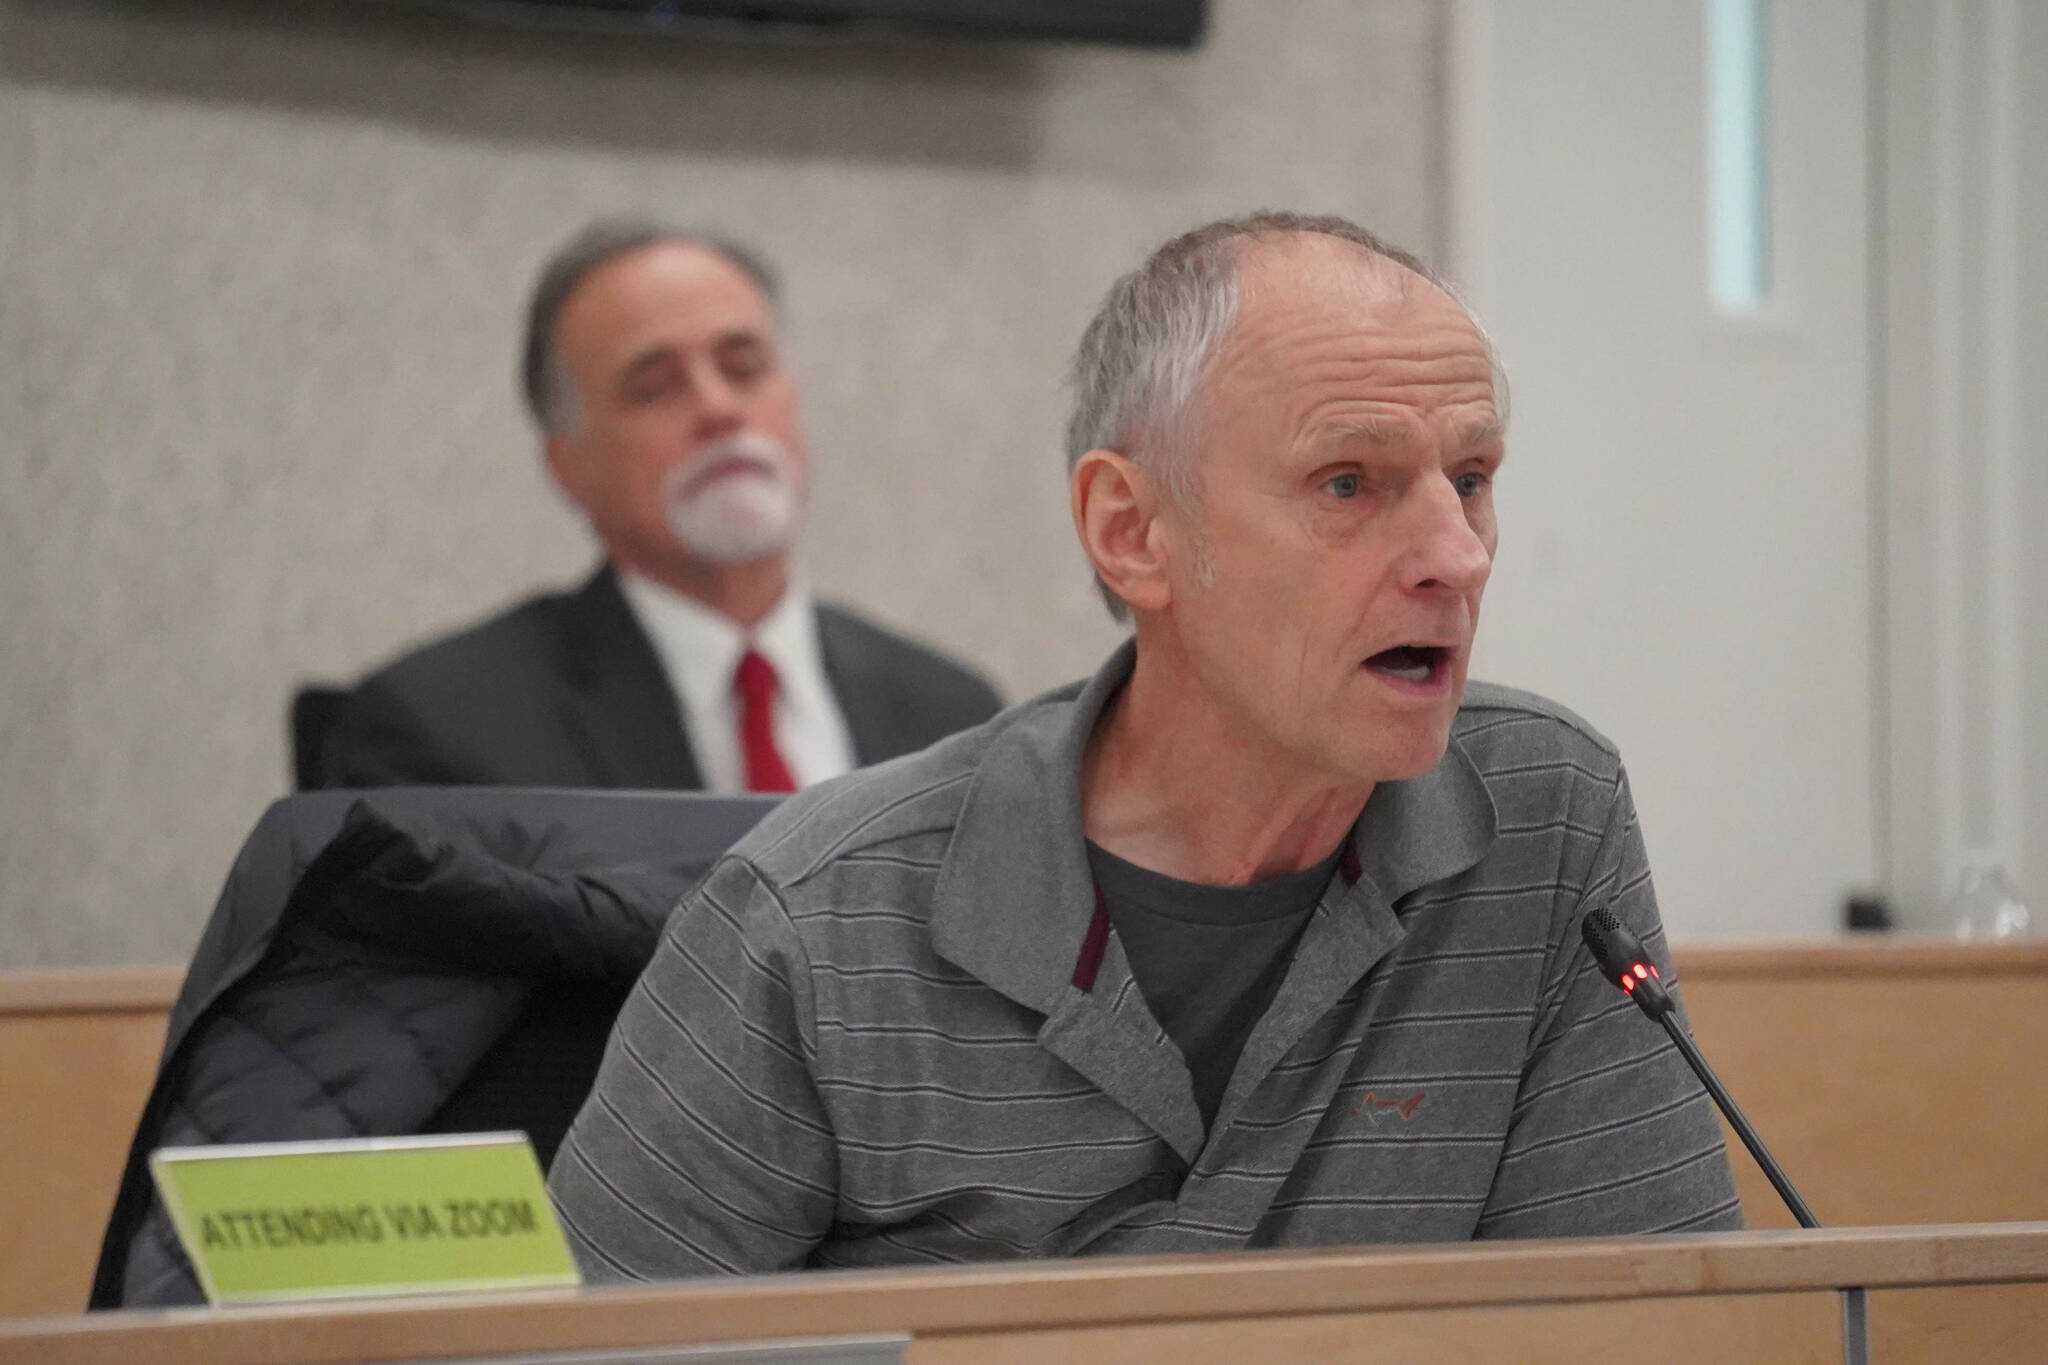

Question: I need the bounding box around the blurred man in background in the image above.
[312,215,1001,792]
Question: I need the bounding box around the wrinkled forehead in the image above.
[1232,234,1480,356]
[1201,236,1498,426]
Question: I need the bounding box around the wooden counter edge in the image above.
[0,967,184,1014]
[1675,939,2048,978]
[6,1224,2046,1364]
[2,943,2037,1012]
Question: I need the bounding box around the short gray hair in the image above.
[522,214,780,433]
[1065,210,1506,618]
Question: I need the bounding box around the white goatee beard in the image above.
[659,431,803,566]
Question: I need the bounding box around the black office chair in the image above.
[88,787,778,1309]
[288,684,351,790]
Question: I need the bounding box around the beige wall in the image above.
[0,0,1449,966]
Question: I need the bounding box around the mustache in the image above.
[665,430,795,501]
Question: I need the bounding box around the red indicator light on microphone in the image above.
[1633,964,1650,980]
[1621,976,1635,991]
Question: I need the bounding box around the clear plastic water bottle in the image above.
[1947,857,2032,941]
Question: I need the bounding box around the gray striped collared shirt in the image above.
[549,644,1741,1278]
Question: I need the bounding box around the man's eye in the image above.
[1325,472,1363,499]
[1452,471,1491,498]
[626,373,678,403]
[719,342,774,387]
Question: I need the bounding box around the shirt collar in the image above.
[931,640,1499,1015]
[615,568,824,718]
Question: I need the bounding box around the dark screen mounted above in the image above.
[358,0,1209,48]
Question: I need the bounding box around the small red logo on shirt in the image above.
[1358,1091,1425,1123]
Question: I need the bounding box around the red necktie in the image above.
[734,649,797,793]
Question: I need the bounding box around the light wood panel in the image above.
[1869,1283,2048,1362]
[3,1225,2045,1365]
[908,1293,1841,1364]
[912,1285,2048,1365]
[0,969,186,1014]
[0,970,179,1317]
[1680,939,2048,977]
[1678,940,2048,1359]
[1678,941,2048,1229]
[4,942,2045,1330]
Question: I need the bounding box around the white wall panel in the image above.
[1880,0,2047,928]
[1452,1,1877,939]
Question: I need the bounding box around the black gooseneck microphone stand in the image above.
[1581,909,1868,1365]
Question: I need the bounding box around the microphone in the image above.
[1580,907,1819,1229]
[1581,907,1866,1364]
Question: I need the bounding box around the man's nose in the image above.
[688,363,746,439]
[1406,478,1493,594]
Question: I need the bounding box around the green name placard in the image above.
[149,1132,581,1304]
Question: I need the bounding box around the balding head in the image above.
[1066,212,1504,618]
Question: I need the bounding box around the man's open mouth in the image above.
[1363,644,1450,684]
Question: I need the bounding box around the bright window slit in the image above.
[1707,0,1770,312]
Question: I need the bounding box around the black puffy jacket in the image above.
[89,788,774,1308]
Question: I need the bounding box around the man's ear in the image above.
[1071,449,1173,614]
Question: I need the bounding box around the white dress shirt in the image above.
[616,571,857,794]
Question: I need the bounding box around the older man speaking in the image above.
[549,212,1740,1277]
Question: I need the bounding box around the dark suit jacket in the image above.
[311,567,1004,790]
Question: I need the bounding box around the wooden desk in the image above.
[3,1224,2045,1364]
[1680,941,2048,1228]
[5,942,2046,1322]
[0,969,180,1316]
